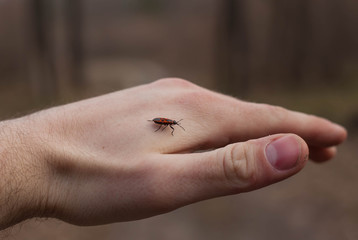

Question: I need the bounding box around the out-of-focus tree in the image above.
[215,0,358,92]
[215,0,250,96]
[1,0,357,98]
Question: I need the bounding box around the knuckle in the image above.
[220,143,257,189]
[165,89,217,122]
[264,104,288,120]
[152,78,194,88]
[255,103,289,127]
[182,90,212,105]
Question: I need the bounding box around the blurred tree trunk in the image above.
[315,0,346,84]
[25,0,84,101]
[267,0,311,87]
[27,0,57,100]
[289,0,311,84]
[215,0,250,97]
[65,0,84,87]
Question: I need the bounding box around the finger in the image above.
[189,101,347,150]
[309,146,337,163]
[152,134,309,209]
[235,103,347,147]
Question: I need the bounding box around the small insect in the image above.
[148,117,185,136]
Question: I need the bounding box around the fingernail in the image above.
[265,135,301,170]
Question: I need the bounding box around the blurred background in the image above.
[1,0,358,239]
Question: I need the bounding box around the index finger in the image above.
[162,94,346,153]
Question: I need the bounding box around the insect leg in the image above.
[170,125,175,136]
[161,125,168,131]
[155,125,162,132]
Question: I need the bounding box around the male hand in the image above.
[0,78,347,229]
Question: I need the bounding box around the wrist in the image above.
[0,116,52,229]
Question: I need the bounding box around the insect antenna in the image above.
[178,124,185,131]
[176,119,185,131]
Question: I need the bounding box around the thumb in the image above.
[160,134,309,206]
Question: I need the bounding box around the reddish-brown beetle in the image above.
[148,118,185,136]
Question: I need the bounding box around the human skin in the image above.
[0,78,347,230]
